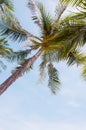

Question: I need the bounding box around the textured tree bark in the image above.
[0,48,43,95]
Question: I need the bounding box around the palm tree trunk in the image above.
[0,48,43,95]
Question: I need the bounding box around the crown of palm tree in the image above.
[0,0,86,95]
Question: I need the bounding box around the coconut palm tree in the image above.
[0,0,86,95]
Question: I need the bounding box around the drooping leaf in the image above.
[39,61,47,81]
[42,50,59,64]
[0,38,12,57]
[0,16,28,42]
[48,63,61,94]
[28,0,42,28]
[66,50,86,66]
[0,38,13,71]
[7,49,33,62]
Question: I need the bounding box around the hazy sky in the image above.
[0,0,86,130]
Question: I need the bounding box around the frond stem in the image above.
[27,33,43,42]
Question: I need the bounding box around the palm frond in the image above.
[54,0,67,23]
[61,0,86,9]
[82,64,86,80]
[48,63,61,94]
[0,60,6,69]
[28,0,42,28]
[57,35,86,61]
[56,13,86,47]
[53,10,86,35]
[43,22,86,48]
[56,38,78,61]
[50,0,67,35]
[39,61,47,81]
[0,38,13,72]
[0,15,28,42]
[42,50,59,64]
[0,60,6,72]
[7,49,33,62]
[68,12,86,20]
[66,50,86,66]
[0,38,12,57]
[0,0,14,12]
[37,2,53,37]
[60,11,86,26]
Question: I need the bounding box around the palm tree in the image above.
[0,0,86,95]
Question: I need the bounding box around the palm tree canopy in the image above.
[0,0,86,94]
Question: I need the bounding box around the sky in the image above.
[0,0,86,130]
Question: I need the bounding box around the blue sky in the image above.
[0,0,86,130]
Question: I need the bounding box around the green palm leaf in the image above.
[37,2,53,37]
[0,17,28,42]
[82,64,86,80]
[61,0,86,8]
[42,50,59,63]
[0,38,13,72]
[7,48,33,62]
[39,61,47,81]
[0,38,12,56]
[0,60,6,70]
[0,0,14,12]
[66,50,86,66]
[43,23,86,49]
[48,63,61,94]
[28,1,53,37]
